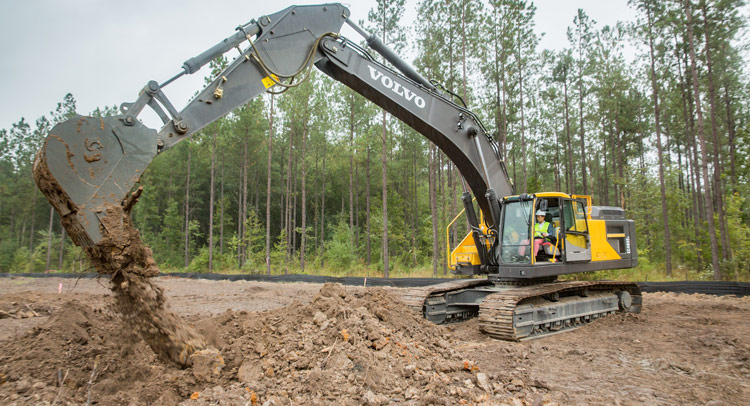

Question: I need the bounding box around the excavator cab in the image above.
[449,191,636,279]
[495,193,571,265]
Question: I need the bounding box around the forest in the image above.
[0,0,747,281]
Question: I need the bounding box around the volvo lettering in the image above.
[367,65,426,109]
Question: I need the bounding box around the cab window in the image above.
[500,201,532,264]
[563,200,588,233]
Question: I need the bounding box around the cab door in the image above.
[562,198,591,262]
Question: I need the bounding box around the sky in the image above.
[0,0,639,133]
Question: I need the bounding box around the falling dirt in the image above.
[32,141,205,366]
[1,278,748,405]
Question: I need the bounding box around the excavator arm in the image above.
[34,3,510,271]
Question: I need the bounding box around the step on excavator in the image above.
[33,3,640,342]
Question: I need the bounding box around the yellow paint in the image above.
[262,74,280,88]
[566,234,587,248]
[572,194,593,215]
[589,219,622,261]
[450,224,488,267]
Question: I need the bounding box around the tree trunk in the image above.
[355,162,360,252]
[349,92,355,246]
[314,135,320,256]
[300,118,308,272]
[237,142,245,267]
[685,0,721,279]
[555,125,561,192]
[58,228,65,270]
[563,80,574,194]
[45,206,54,271]
[411,146,418,264]
[28,191,37,252]
[578,47,587,195]
[429,144,438,277]
[291,155,298,262]
[381,111,389,277]
[241,138,249,267]
[184,147,191,268]
[266,94,274,275]
[518,34,528,191]
[701,3,730,261]
[284,128,294,274]
[320,138,327,266]
[439,152,446,274]
[724,84,736,188]
[460,1,468,102]
[220,154,225,256]
[615,108,625,208]
[646,1,672,276]
[674,30,704,269]
[498,4,509,162]
[366,140,371,265]
[209,132,216,272]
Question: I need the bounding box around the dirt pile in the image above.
[0,283,540,405]
[0,299,193,405]
[182,283,537,405]
[0,296,55,320]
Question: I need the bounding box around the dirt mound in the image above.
[0,297,218,405]
[183,283,532,405]
[0,283,538,405]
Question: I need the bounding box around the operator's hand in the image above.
[543,232,549,237]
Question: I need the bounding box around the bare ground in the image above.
[0,276,747,405]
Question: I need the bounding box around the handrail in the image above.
[551,228,561,262]
[445,197,476,268]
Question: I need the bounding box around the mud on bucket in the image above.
[33,115,157,247]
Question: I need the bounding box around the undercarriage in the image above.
[400,278,641,340]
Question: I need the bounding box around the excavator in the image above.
[33,3,640,342]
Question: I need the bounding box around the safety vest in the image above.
[534,221,550,238]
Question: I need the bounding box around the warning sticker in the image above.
[262,74,280,88]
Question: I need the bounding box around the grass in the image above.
[158,262,451,279]
[12,257,749,282]
[562,261,750,282]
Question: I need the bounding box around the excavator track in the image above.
[479,281,641,341]
[399,279,495,315]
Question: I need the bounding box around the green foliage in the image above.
[324,217,357,272]
[240,210,266,272]
[0,233,18,272]
[11,247,32,273]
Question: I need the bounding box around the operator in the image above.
[533,210,552,256]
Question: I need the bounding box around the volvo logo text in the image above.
[367,65,426,109]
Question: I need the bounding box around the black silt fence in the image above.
[1,273,748,296]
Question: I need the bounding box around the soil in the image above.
[33,129,204,367]
[0,277,748,405]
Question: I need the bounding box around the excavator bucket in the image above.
[33,115,157,247]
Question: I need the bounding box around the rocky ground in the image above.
[0,276,748,405]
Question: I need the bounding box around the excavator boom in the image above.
[34,3,507,253]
